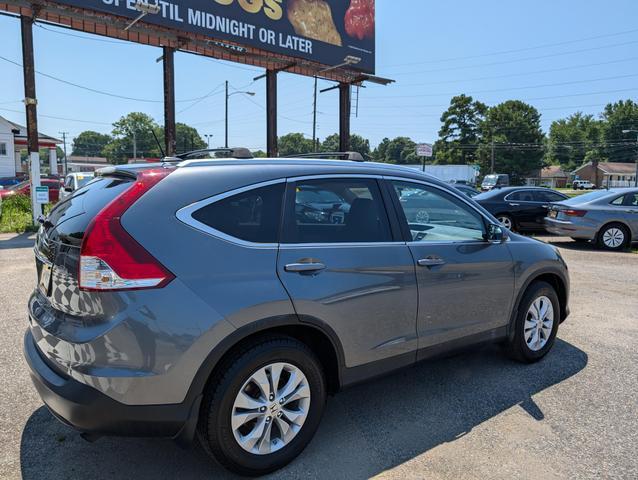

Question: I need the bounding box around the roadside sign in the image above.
[416,144,433,157]
[35,186,50,204]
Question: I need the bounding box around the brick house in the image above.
[525,165,569,188]
[572,162,637,188]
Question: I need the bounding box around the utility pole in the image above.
[21,14,41,224]
[622,129,638,187]
[490,140,495,174]
[132,130,137,159]
[225,80,229,149]
[312,76,318,151]
[59,131,69,175]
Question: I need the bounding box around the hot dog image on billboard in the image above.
[344,0,375,40]
[52,0,376,73]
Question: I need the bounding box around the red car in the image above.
[0,178,62,202]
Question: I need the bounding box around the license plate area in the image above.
[38,260,53,296]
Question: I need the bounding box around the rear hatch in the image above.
[34,174,135,314]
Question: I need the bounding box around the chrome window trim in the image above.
[383,176,504,245]
[175,178,286,249]
[503,189,542,203]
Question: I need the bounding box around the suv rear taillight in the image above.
[79,168,175,291]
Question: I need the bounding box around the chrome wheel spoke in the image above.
[232,362,311,455]
[525,295,555,352]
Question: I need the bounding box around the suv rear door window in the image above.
[283,178,392,244]
[192,183,285,244]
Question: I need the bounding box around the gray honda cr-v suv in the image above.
[25,154,569,476]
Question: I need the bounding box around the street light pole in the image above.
[204,134,212,148]
[225,81,256,149]
[622,129,638,187]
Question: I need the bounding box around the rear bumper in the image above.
[24,329,199,439]
[544,217,596,239]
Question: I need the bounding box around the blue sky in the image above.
[1,0,637,151]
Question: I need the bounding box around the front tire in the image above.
[197,336,326,476]
[497,214,515,231]
[597,223,630,251]
[506,281,560,363]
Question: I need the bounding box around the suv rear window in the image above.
[192,183,285,244]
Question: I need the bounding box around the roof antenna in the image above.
[151,129,165,158]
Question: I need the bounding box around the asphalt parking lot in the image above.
[0,233,636,480]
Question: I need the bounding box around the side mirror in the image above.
[64,187,73,193]
[486,223,507,243]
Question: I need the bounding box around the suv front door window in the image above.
[389,180,515,349]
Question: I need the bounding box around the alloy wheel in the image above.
[231,362,311,455]
[602,227,625,249]
[498,216,513,230]
[524,295,554,351]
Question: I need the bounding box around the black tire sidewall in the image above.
[202,339,326,476]
[512,282,560,362]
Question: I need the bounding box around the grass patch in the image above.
[556,189,587,198]
[0,195,39,233]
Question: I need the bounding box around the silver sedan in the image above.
[545,188,638,251]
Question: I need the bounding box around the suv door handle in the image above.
[418,256,446,267]
[508,203,520,207]
[284,262,326,273]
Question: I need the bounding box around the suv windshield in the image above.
[482,175,498,186]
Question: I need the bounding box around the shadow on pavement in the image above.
[0,232,36,250]
[20,339,587,480]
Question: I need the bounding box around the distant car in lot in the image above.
[0,178,62,202]
[452,183,480,198]
[474,187,569,232]
[572,180,595,190]
[481,174,509,191]
[59,172,95,200]
[545,188,638,251]
[0,176,23,189]
[25,154,570,476]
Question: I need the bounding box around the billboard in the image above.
[54,0,375,73]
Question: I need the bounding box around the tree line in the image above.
[71,98,638,178]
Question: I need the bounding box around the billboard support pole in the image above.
[266,70,278,157]
[339,83,351,152]
[20,14,41,224]
[163,46,176,157]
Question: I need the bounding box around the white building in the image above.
[0,115,62,177]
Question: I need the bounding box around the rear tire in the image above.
[597,223,630,251]
[505,281,560,363]
[197,336,326,476]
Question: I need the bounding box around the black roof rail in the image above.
[165,147,254,161]
[284,151,366,162]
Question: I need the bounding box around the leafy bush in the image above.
[0,194,38,233]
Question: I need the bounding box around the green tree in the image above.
[547,113,602,171]
[172,123,206,154]
[252,150,267,158]
[434,94,487,165]
[320,133,371,157]
[71,131,113,157]
[477,100,545,180]
[278,133,315,157]
[373,137,417,164]
[600,99,638,163]
[107,112,162,164]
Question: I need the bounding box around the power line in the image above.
[380,27,638,68]
[0,54,238,104]
[387,40,638,76]
[365,73,638,99]
[370,57,638,88]
[0,107,112,125]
